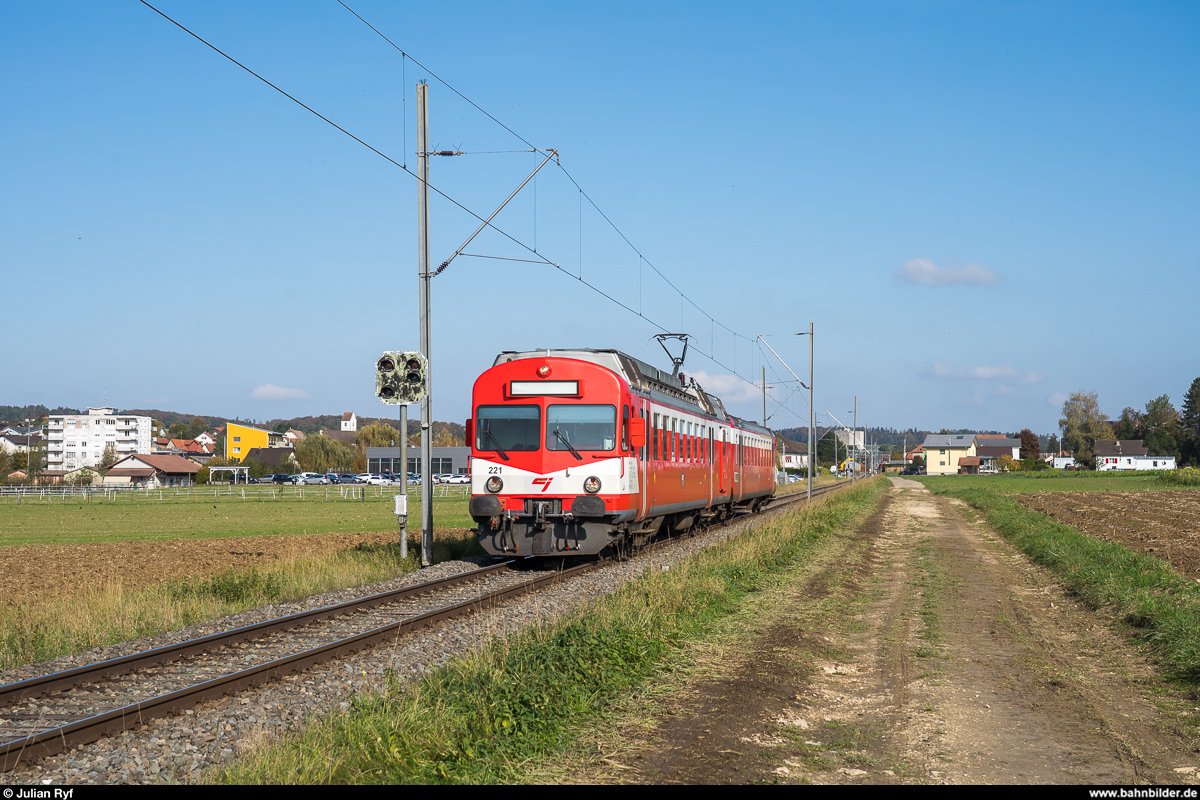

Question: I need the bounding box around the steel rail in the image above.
[0,476,860,772]
[0,560,594,771]
[0,561,516,710]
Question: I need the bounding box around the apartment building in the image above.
[46,407,154,471]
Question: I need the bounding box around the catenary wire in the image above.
[137,0,556,275]
[142,0,768,396]
[332,1,768,389]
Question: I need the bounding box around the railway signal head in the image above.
[376,351,427,404]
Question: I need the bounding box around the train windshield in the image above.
[476,405,541,452]
[545,404,616,452]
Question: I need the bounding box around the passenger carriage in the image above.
[467,349,777,557]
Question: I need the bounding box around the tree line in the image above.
[1059,377,1200,468]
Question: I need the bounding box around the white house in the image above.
[1096,455,1175,471]
[781,450,809,470]
[46,408,153,472]
[341,412,358,432]
[1094,440,1175,471]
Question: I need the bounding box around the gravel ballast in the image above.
[0,498,812,785]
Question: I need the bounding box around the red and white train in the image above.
[467,349,778,557]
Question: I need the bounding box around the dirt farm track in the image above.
[1017,491,1200,579]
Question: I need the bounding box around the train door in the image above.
[637,404,649,521]
[700,424,710,506]
[717,428,726,497]
[729,434,739,503]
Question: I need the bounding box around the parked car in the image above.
[444,474,470,485]
[271,473,297,484]
[359,473,387,486]
[338,473,361,484]
[296,472,329,485]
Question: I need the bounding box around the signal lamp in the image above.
[375,351,428,404]
[583,476,601,493]
[486,476,503,493]
[537,365,552,377]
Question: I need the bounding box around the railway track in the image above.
[0,478,856,775]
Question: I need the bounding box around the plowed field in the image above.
[0,529,470,605]
[1017,491,1200,578]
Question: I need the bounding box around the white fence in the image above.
[0,483,470,504]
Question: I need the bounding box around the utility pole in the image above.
[417,82,433,567]
[756,330,813,501]
[806,323,813,501]
[853,396,857,481]
[762,367,766,426]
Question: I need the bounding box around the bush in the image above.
[1158,468,1200,487]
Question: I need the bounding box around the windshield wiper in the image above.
[485,425,510,461]
[554,428,583,461]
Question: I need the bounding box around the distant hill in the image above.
[0,405,82,423]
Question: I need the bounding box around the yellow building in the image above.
[922,434,977,475]
[225,423,286,462]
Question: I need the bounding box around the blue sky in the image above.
[3,1,1197,436]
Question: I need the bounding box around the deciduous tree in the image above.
[355,421,403,448]
[1018,429,1040,461]
[296,434,355,473]
[1059,391,1112,469]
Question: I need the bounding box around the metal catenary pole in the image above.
[417,82,433,567]
[807,322,813,502]
[399,403,408,558]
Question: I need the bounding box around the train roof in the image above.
[494,348,770,434]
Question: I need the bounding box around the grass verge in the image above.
[917,478,1200,681]
[0,530,482,671]
[206,477,887,784]
[0,488,472,547]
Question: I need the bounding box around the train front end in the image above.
[468,354,643,557]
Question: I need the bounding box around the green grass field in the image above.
[0,486,474,547]
[915,474,1200,685]
[1,474,848,548]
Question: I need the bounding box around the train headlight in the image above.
[583,476,601,493]
[486,476,503,493]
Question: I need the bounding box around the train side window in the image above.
[686,422,692,462]
[652,413,659,461]
[622,404,630,452]
[670,418,676,461]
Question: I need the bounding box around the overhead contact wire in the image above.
[137,0,555,273]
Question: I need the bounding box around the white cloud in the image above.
[250,384,309,400]
[1048,392,1069,407]
[686,370,760,404]
[969,365,1017,379]
[930,363,1041,383]
[895,257,1000,286]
